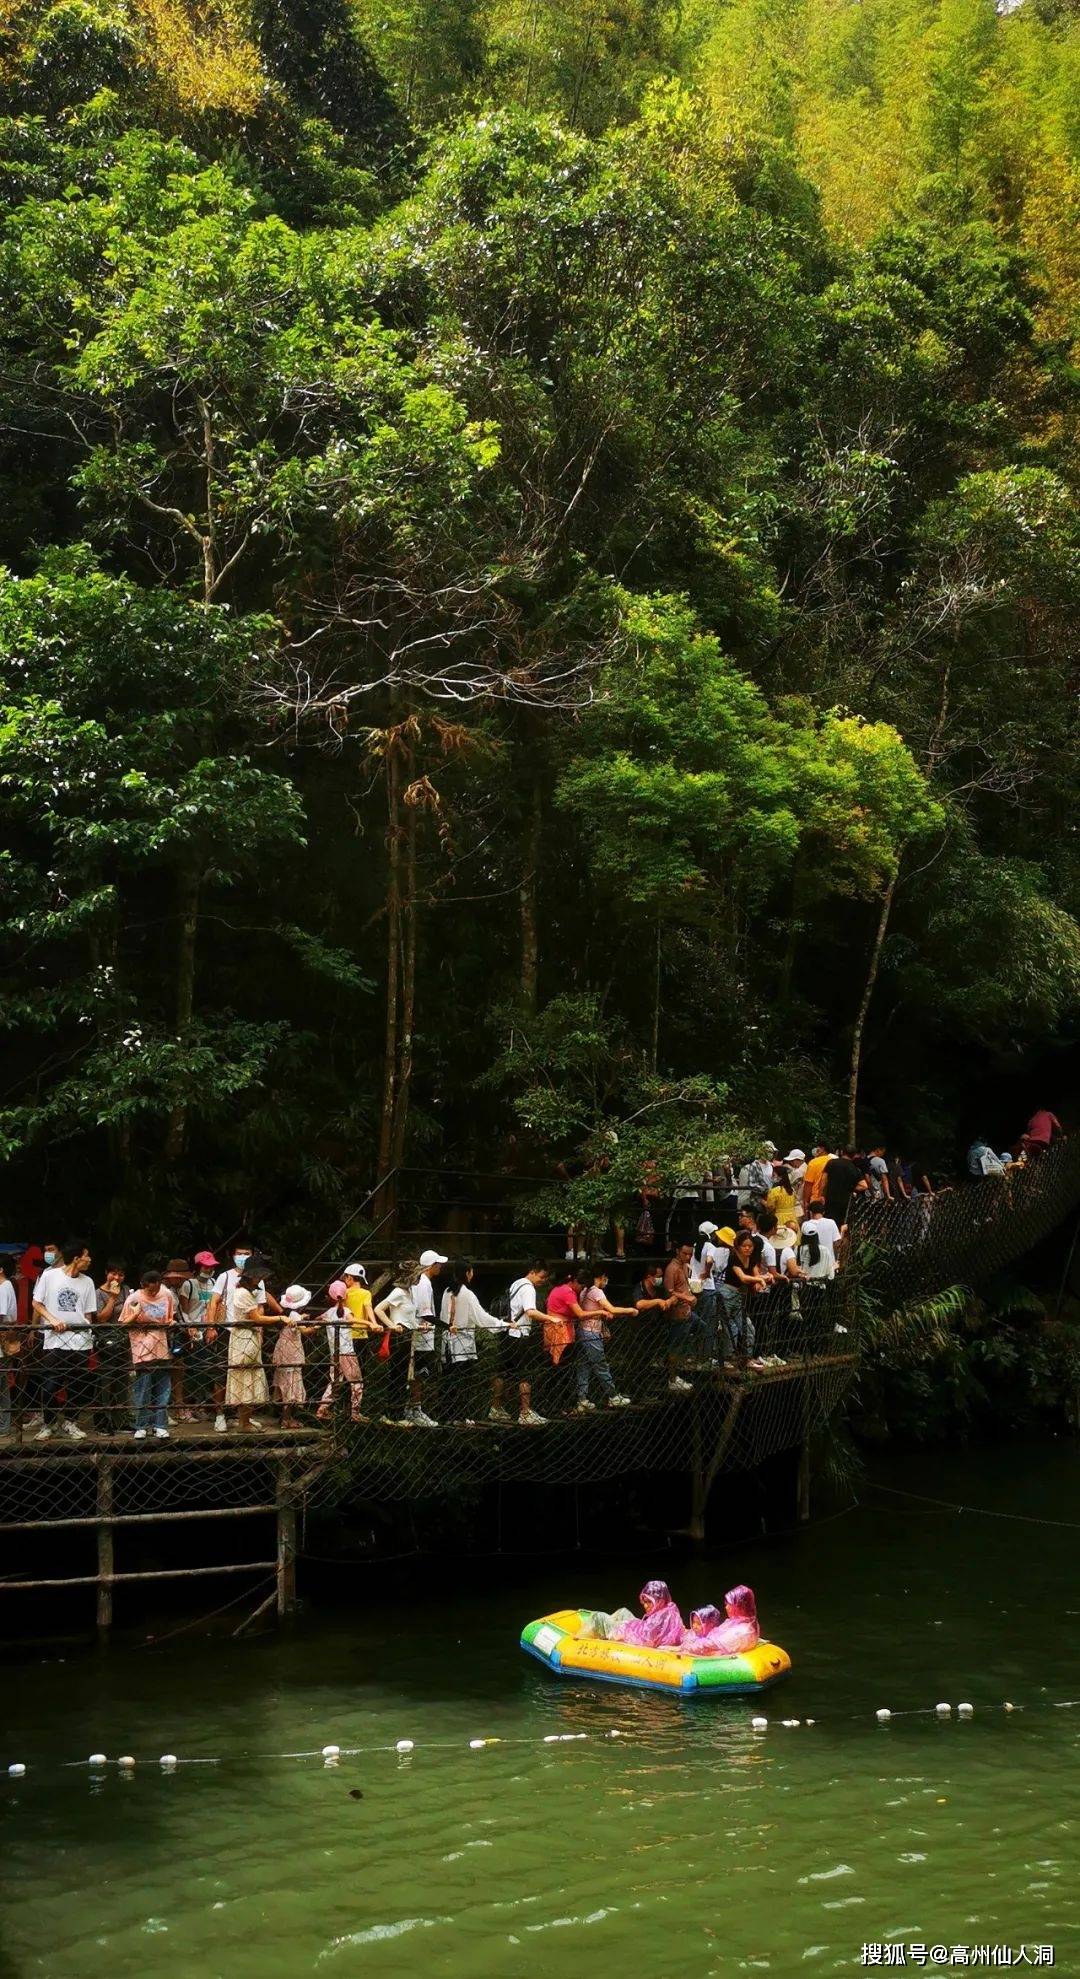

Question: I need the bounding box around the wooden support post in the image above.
[276,1466,296,1620]
[96,1456,113,1635]
[688,1390,745,1542]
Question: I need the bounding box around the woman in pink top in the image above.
[119,1270,175,1439]
[571,1268,635,1413]
[678,1585,761,1656]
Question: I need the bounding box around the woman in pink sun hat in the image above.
[273,1284,316,1429]
[316,1274,370,1425]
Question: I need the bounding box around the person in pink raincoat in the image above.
[678,1585,760,1656]
[614,1580,686,1648]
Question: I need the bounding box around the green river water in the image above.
[4,1441,1079,1977]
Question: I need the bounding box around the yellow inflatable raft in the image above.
[521,1609,791,1695]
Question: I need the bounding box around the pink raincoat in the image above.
[684,1584,760,1656]
[616,1580,685,1648]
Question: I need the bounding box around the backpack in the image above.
[798,1227,821,1271]
[490,1284,516,1321]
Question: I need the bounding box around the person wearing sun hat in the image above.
[317,1278,368,1424]
[272,1284,315,1428]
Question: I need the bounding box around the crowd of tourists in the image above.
[0,1220,839,1442]
[0,1110,1064,1442]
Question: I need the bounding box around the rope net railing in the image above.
[845,1137,1080,1308]
[1,1140,1076,1540]
[303,1281,857,1506]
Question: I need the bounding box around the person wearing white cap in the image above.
[373,1253,446,1427]
[272,1285,314,1428]
[783,1149,808,1209]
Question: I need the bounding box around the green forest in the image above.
[1,0,1078,1251]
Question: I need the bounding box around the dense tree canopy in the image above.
[0,0,1077,1248]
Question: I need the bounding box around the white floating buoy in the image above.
[543,1734,560,1743]
[957,1703,974,1719]
[160,1754,178,1769]
[781,1718,800,1728]
[751,1716,768,1731]
[118,1756,135,1769]
[876,1709,892,1723]
[321,1745,340,1760]
[89,1753,107,1768]
[395,1739,414,1753]
[805,1718,816,1726]
[935,1703,951,1719]
[8,1763,25,1778]
[469,1739,486,1750]
[608,1729,624,1739]
[1004,1701,1015,1714]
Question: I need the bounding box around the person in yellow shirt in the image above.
[801,1145,832,1216]
[342,1263,379,1340]
[765,1169,797,1236]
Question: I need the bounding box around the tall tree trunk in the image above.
[390,789,417,1171]
[376,737,402,1181]
[164,865,200,1164]
[847,869,898,1147]
[650,915,661,1074]
[519,782,541,1010]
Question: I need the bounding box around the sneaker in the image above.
[167,1414,178,1426]
[414,1409,439,1429]
[23,1413,43,1430]
[518,1408,548,1426]
[214,1413,227,1433]
[180,1410,198,1422]
[33,1425,53,1441]
[564,1249,575,1261]
[667,1376,692,1394]
[489,1405,513,1424]
[568,1402,594,1417]
[133,1428,147,1440]
[606,1394,632,1408]
[63,1420,87,1440]
[154,1426,170,1439]
[246,1417,265,1430]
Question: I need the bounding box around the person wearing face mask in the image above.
[207,1241,280,1434]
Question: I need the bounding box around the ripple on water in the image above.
[317,1916,450,1957]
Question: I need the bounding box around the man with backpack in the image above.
[798,1198,843,1348]
[490,1260,549,1425]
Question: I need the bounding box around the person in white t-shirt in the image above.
[798,1204,842,1280]
[868,1148,892,1200]
[0,1258,17,1435]
[492,1260,549,1426]
[33,1241,96,1439]
[374,1256,443,1428]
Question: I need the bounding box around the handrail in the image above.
[289,1168,401,1284]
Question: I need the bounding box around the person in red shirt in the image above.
[1022,1109,1063,1159]
[544,1267,585,1413]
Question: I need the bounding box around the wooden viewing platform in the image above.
[0,1351,857,1630]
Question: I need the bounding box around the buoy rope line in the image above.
[7,1695,1080,1779]
[866,1480,1080,1532]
